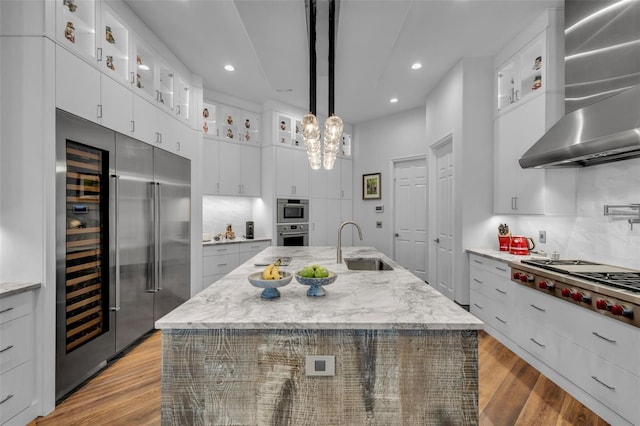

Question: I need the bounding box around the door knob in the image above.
[434,238,440,243]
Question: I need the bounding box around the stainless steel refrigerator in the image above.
[55,110,190,400]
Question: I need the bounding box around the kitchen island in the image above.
[156,246,483,425]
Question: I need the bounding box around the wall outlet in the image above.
[539,230,546,243]
[305,355,335,376]
[376,221,382,228]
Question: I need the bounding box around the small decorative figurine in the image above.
[226,128,234,139]
[245,131,251,142]
[225,224,235,240]
[534,56,542,70]
[532,75,542,90]
[64,0,77,12]
[202,122,209,134]
[280,121,286,131]
[64,21,75,43]
[136,73,142,89]
[203,108,209,118]
[227,115,233,125]
[137,54,142,66]
[105,26,116,44]
[106,56,115,71]
[245,118,251,129]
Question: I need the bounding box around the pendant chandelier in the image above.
[303,0,343,170]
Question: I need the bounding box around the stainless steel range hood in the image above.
[520,0,640,168]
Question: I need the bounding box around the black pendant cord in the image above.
[328,0,335,117]
[309,0,317,115]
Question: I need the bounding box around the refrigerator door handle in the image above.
[146,182,157,293]
[110,174,121,311]
[156,182,163,291]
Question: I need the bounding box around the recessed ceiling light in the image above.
[224,64,235,72]
[411,63,422,70]
[390,97,398,103]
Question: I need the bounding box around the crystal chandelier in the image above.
[304,0,343,171]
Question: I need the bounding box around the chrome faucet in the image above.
[337,221,363,263]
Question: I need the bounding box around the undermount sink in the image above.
[344,257,394,271]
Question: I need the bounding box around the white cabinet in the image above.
[202,244,240,288]
[497,32,546,113]
[202,138,220,195]
[238,240,271,264]
[276,148,309,198]
[216,142,260,197]
[468,254,514,338]
[494,95,546,214]
[493,9,575,215]
[56,0,97,62]
[56,45,101,123]
[174,74,190,124]
[99,4,130,86]
[340,158,353,199]
[469,252,640,426]
[202,240,272,290]
[100,74,134,135]
[0,290,35,426]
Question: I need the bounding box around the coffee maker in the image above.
[245,221,254,239]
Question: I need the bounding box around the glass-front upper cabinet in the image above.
[175,75,190,123]
[218,105,239,141]
[202,102,217,136]
[100,5,129,84]
[496,32,546,113]
[157,58,174,111]
[240,112,260,144]
[57,0,97,61]
[132,37,156,101]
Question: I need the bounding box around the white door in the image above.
[434,142,454,300]
[393,158,427,281]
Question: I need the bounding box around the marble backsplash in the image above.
[202,196,256,239]
[508,157,640,269]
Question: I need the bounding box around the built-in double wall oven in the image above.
[276,198,309,246]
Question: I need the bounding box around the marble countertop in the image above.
[0,282,41,298]
[156,246,483,331]
[203,237,271,246]
[467,248,549,263]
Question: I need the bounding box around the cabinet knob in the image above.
[434,238,440,243]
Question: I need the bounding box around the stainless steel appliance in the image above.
[277,198,309,224]
[277,224,309,246]
[510,259,639,328]
[55,110,191,399]
[520,0,640,168]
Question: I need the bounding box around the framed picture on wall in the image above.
[362,173,381,200]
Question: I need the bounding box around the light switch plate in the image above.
[305,355,335,376]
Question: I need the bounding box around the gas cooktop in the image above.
[522,259,640,293]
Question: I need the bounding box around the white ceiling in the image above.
[123,0,562,124]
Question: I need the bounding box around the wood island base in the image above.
[161,328,478,425]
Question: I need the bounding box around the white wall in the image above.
[508,158,640,269]
[352,106,427,256]
[425,58,495,305]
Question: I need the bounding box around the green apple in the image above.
[314,266,329,278]
[299,266,315,278]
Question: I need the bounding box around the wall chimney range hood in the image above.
[520,0,640,168]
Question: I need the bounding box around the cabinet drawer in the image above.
[0,361,33,425]
[0,314,32,374]
[203,244,240,257]
[469,254,510,278]
[560,338,640,425]
[471,289,513,337]
[0,292,31,325]
[203,253,239,276]
[238,240,270,253]
[557,300,640,377]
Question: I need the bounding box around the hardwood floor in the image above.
[32,331,609,425]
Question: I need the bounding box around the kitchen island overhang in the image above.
[156,246,483,425]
